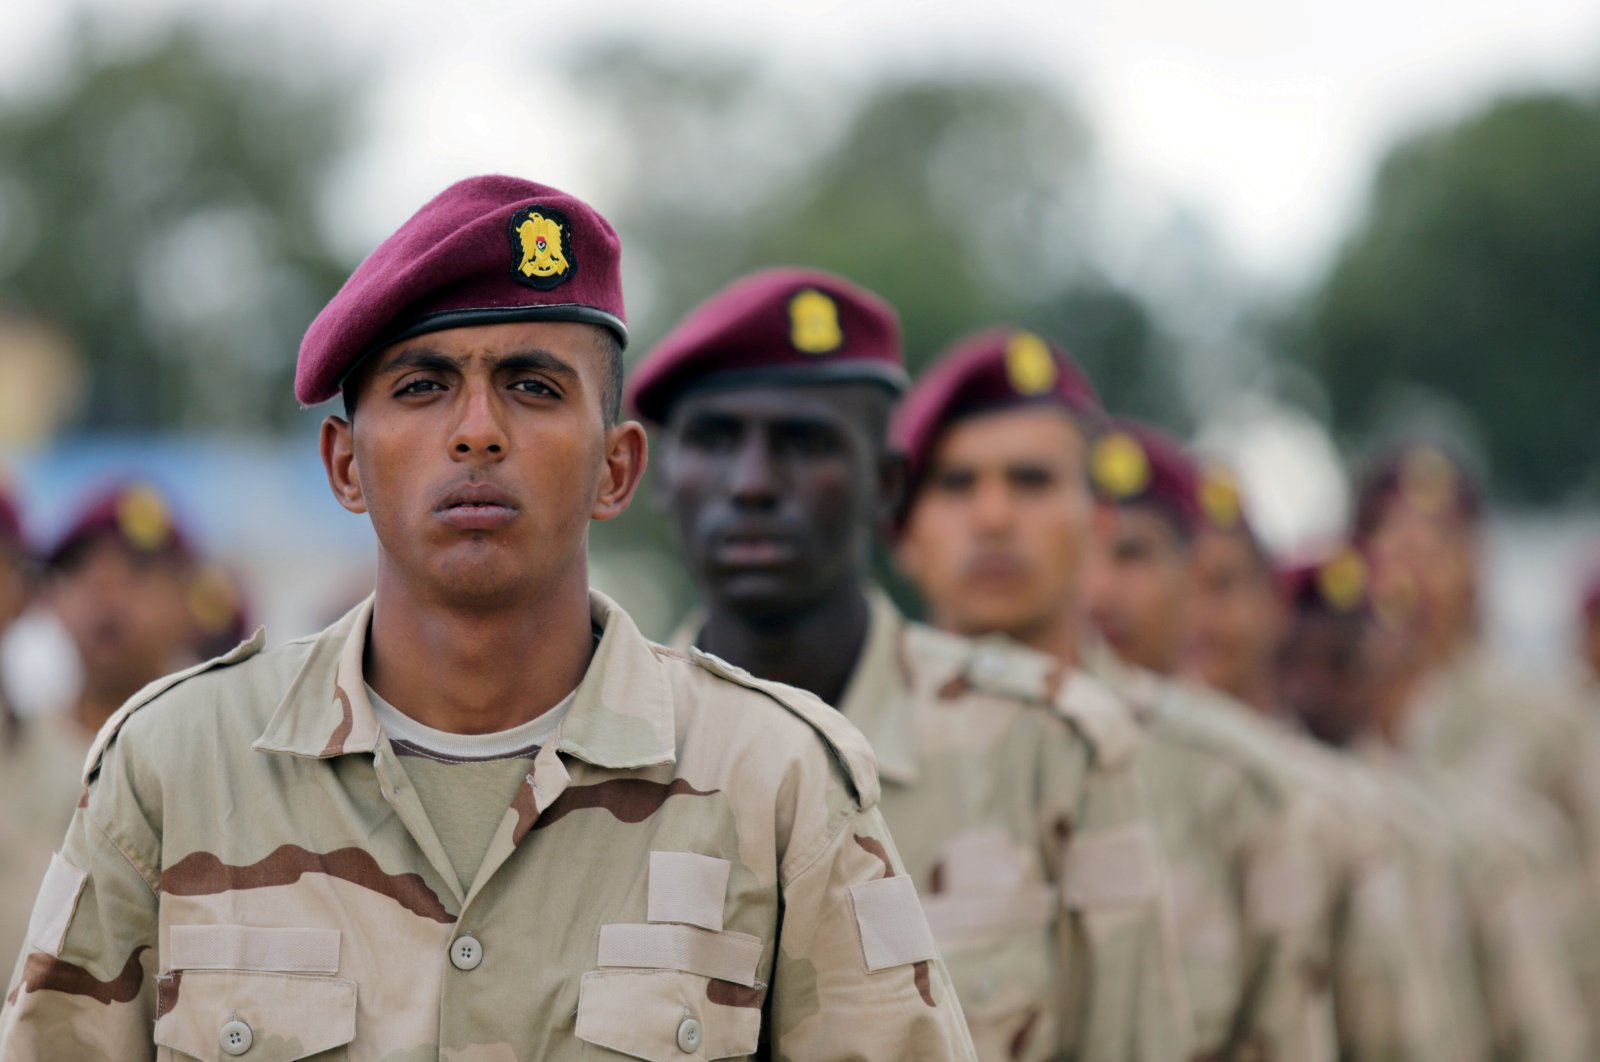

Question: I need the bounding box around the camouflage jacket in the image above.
[1085,645,1336,1062]
[1358,739,1592,1062]
[676,593,1192,1062]
[1402,642,1600,1013]
[0,715,85,979]
[0,592,978,1061]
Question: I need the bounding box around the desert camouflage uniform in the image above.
[1162,694,1462,1062]
[676,592,1192,1062]
[1402,642,1600,1016]
[0,592,978,1060]
[1359,739,1591,1062]
[0,715,85,976]
[1085,642,1336,1062]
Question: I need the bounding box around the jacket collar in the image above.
[671,588,925,786]
[254,590,676,771]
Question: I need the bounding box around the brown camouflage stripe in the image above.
[531,778,718,832]
[17,945,148,1004]
[161,845,454,923]
[155,971,182,1019]
[1009,1007,1040,1061]
[708,978,764,1009]
[852,834,936,1008]
[319,686,355,757]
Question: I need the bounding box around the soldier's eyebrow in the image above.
[377,346,579,380]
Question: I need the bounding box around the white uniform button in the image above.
[676,1015,702,1053]
[219,1018,254,1055]
[450,934,483,971]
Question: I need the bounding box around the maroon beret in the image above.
[1353,442,1483,543]
[1088,419,1203,536]
[0,482,20,551]
[297,174,627,406]
[48,482,194,570]
[1580,560,1600,624]
[1279,546,1371,617]
[626,267,904,425]
[1196,459,1268,554]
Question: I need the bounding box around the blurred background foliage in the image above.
[1288,91,1600,506]
[0,20,1597,634]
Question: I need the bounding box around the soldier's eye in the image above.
[396,378,445,396]
[512,379,558,398]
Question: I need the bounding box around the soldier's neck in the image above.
[365,564,597,735]
[698,581,870,710]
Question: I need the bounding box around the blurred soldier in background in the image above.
[0,484,29,743]
[0,484,47,974]
[1,481,198,974]
[1183,464,1284,715]
[1282,550,1592,1061]
[891,341,1330,1060]
[638,286,1190,1062]
[46,481,200,746]
[1357,444,1600,1016]
[1582,567,1600,693]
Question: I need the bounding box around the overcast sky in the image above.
[6,0,1597,283]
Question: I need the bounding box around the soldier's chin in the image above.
[712,571,818,626]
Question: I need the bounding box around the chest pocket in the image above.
[576,851,764,1061]
[919,829,1059,1062]
[154,925,357,1061]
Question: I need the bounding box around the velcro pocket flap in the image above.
[598,923,762,987]
[27,853,88,957]
[1062,824,1160,907]
[648,851,730,932]
[847,875,939,971]
[154,970,356,1061]
[168,925,340,974]
[577,969,761,1062]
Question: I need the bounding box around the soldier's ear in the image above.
[320,415,368,515]
[592,419,648,523]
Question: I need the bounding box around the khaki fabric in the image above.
[399,754,540,892]
[1086,643,1337,1061]
[0,592,978,1061]
[1402,643,1600,1017]
[1358,739,1591,1062]
[0,716,87,976]
[675,593,1192,1062]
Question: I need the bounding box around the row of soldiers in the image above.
[627,267,1600,1060]
[2,173,1599,1059]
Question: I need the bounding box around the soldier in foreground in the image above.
[634,277,1190,1061]
[890,364,1339,1061]
[1,177,977,1059]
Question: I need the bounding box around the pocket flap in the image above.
[576,969,760,1062]
[154,970,356,1061]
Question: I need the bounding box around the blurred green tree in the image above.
[1292,91,1600,504]
[569,45,1184,630]
[0,26,356,433]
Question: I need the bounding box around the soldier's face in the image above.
[1278,611,1374,747]
[895,407,1091,642]
[655,384,888,623]
[1083,505,1191,674]
[1183,528,1283,701]
[1364,504,1477,642]
[321,321,646,608]
[50,537,195,696]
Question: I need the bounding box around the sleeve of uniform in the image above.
[0,735,160,1060]
[1232,789,1338,1062]
[1043,717,1193,1062]
[767,801,978,1060]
